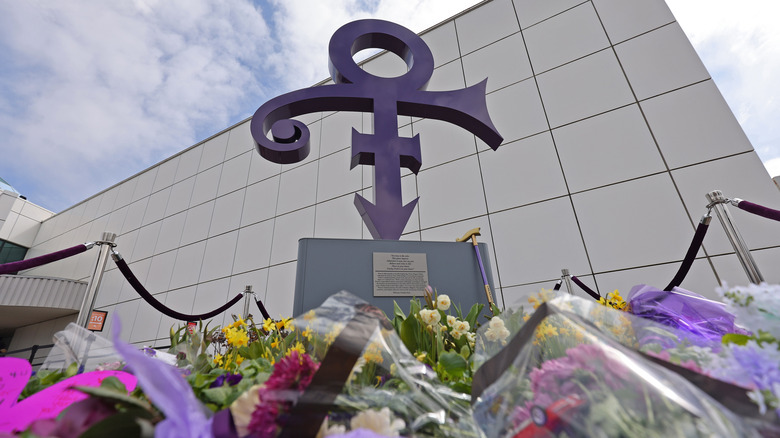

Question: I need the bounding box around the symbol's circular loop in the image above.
[328,19,434,90]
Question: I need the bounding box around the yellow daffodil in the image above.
[302,326,313,340]
[227,328,249,348]
[289,341,306,356]
[231,316,246,329]
[213,353,224,366]
[303,310,316,321]
[263,318,276,332]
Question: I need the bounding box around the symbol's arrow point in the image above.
[354,194,418,240]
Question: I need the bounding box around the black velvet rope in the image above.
[0,244,89,275]
[113,256,242,321]
[737,200,780,222]
[571,275,600,300]
[552,279,562,291]
[664,219,710,291]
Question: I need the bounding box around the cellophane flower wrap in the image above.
[240,291,480,438]
[471,294,760,438]
[627,284,749,344]
[717,282,780,337]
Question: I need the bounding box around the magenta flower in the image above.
[264,351,319,391]
[247,351,320,437]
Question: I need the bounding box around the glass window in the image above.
[0,240,28,266]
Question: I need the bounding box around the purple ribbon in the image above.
[628,284,748,344]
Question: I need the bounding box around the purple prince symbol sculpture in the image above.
[250,19,503,240]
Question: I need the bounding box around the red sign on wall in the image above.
[87,310,108,331]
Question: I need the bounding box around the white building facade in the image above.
[5,0,780,352]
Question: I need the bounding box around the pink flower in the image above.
[264,351,319,391]
[248,351,320,437]
[247,397,280,438]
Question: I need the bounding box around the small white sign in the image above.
[373,252,429,297]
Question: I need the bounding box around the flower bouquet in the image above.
[471,294,764,437]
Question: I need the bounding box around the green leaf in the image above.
[99,376,128,393]
[65,362,79,378]
[248,341,264,360]
[465,304,482,329]
[73,385,154,412]
[409,299,421,317]
[393,300,406,320]
[439,351,468,378]
[459,344,471,360]
[450,381,472,394]
[399,315,420,353]
[201,386,231,406]
[722,333,751,346]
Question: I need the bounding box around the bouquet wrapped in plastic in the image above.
[225,291,480,437]
[471,294,769,438]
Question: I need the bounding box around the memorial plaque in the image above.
[372,252,428,297]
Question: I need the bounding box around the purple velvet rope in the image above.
[114,257,242,321]
[570,275,600,301]
[737,200,780,222]
[664,219,709,291]
[0,244,88,275]
[255,298,271,320]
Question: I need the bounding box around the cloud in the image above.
[0,0,272,212]
[264,0,480,89]
[0,0,479,213]
[666,0,780,172]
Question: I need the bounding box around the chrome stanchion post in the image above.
[705,190,764,284]
[242,285,254,319]
[561,268,574,295]
[76,232,117,328]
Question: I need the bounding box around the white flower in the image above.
[436,294,451,311]
[497,327,510,342]
[317,417,347,438]
[350,407,405,436]
[453,320,470,333]
[446,315,457,327]
[484,325,510,343]
[419,309,441,325]
[229,385,261,437]
[451,330,462,340]
[466,332,476,346]
[488,316,505,330]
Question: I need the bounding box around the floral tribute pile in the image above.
[1,283,779,437]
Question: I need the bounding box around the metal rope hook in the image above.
[705,190,764,284]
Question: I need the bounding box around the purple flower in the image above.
[209,373,243,388]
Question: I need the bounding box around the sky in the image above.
[0,0,777,213]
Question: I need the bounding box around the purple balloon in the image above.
[250,19,503,239]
